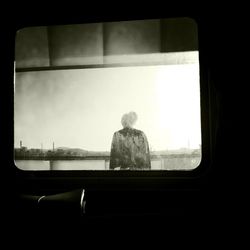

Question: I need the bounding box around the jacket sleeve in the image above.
[142,132,151,169]
[109,132,120,169]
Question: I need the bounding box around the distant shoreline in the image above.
[14,152,201,161]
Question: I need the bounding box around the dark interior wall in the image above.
[15,18,198,68]
[161,18,198,52]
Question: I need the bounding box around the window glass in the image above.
[14,18,201,170]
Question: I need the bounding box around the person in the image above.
[109,112,151,170]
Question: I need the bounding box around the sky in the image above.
[14,63,201,151]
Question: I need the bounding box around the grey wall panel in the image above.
[15,27,50,68]
[15,18,198,70]
[48,23,103,66]
[103,19,161,55]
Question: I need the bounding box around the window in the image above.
[14,17,201,171]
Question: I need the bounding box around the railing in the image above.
[15,153,201,171]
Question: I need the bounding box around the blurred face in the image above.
[130,112,137,126]
[123,112,137,128]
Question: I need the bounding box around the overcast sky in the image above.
[14,63,201,151]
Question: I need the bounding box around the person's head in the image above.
[121,111,138,128]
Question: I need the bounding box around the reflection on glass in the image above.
[14,18,201,170]
[14,62,201,170]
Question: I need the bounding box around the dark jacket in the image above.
[109,127,151,170]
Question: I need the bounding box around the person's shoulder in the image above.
[113,130,120,136]
[133,128,143,134]
[134,129,148,139]
[131,128,145,137]
[114,129,126,136]
[117,128,145,136]
[116,129,124,134]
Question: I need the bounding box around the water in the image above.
[15,160,106,170]
[15,160,51,171]
[51,160,106,170]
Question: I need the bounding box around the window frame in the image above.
[11,15,212,190]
